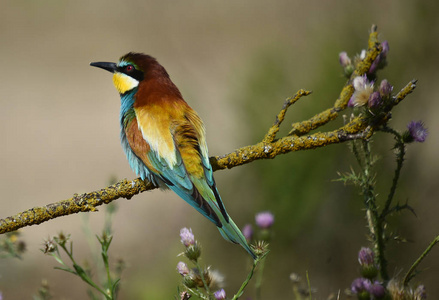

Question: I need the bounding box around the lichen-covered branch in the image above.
[0,26,416,235]
[0,179,156,234]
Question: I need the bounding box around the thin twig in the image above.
[403,235,439,286]
[392,80,417,107]
[232,251,269,300]
[263,89,311,143]
[380,128,406,219]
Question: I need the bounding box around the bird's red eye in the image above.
[126,65,134,72]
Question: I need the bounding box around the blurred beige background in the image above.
[1,0,438,299]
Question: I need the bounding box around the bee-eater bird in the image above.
[90,53,256,259]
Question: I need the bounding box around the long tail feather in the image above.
[218,218,257,260]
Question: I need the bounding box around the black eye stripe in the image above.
[116,65,131,73]
[117,65,144,82]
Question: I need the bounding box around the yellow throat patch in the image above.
[112,72,139,94]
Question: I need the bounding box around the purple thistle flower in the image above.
[379,79,393,97]
[176,261,190,276]
[242,224,253,241]
[408,121,428,143]
[255,211,274,229]
[369,281,386,298]
[368,91,382,108]
[214,289,226,300]
[180,228,195,247]
[358,247,375,266]
[351,277,372,294]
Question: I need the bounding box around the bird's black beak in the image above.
[90,61,117,73]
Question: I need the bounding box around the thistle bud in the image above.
[184,244,201,261]
[42,238,57,254]
[339,52,352,68]
[358,247,375,266]
[177,262,190,276]
[182,274,197,289]
[379,79,393,97]
[358,247,378,279]
[368,41,390,75]
[369,282,386,299]
[339,51,354,77]
[368,91,382,108]
[54,232,70,247]
[351,278,372,300]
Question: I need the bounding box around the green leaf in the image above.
[54,266,76,275]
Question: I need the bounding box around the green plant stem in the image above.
[373,218,388,280]
[306,271,312,300]
[382,131,405,217]
[350,140,364,172]
[361,140,389,280]
[59,243,111,299]
[232,259,259,300]
[403,235,439,286]
[103,245,113,298]
[255,257,266,300]
[98,234,115,297]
